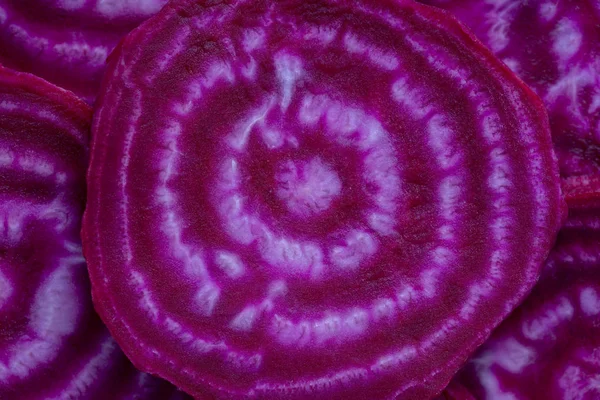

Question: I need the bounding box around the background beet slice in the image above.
[0,0,168,103]
[444,191,600,399]
[83,0,565,398]
[0,66,187,399]
[419,0,600,178]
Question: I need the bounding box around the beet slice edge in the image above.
[444,181,600,399]
[418,0,600,179]
[0,65,188,399]
[0,0,168,103]
[83,0,565,398]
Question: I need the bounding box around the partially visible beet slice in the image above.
[83,0,565,398]
[0,0,168,103]
[446,188,600,399]
[0,66,187,399]
[419,0,600,178]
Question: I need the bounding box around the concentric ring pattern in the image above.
[0,66,187,399]
[0,0,168,103]
[83,0,565,399]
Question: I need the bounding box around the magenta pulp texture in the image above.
[83,0,565,398]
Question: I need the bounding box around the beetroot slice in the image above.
[0,0,168,103]
[419,0,600,178]
[0,66,187,399]
[447,187,600,400]
[83,0,565,398]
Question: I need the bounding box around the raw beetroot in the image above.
[419,0,600,178]
[444,189,600,400]
[83,0,565,398]
[0,0,168,103]
[0,66,187,399]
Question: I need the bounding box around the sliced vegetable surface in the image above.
[419,0,600,178]
[447,184,600,399]
[0,0,168,103]
[83,0,565,398]
[0,66,187,399]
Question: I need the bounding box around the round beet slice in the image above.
[83,0,565,398]
[0,0,168,103]
[419,0,600,178]
[447,188,600,399]
[0,66,187,399]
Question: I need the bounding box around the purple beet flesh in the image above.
[83,0,565,398]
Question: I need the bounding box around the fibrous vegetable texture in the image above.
[419,0,600,178]
[444,186,600,400]
[0,0,168,103]
[0,66,187,399]
[83,0,565,398]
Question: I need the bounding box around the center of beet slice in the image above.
[275,157,341,217]
[82,1,566,399]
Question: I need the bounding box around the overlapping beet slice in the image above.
[83,0,565,398]
[0,0,168,103]
[419,0,600,178]
[444,185,600,399]
[0,66,187,399]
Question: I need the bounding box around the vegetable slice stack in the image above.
[446,183,600,399]
[0,0,168,103]
[0,66,186,399]
[419,0,600,178]
[83,0,565,398]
